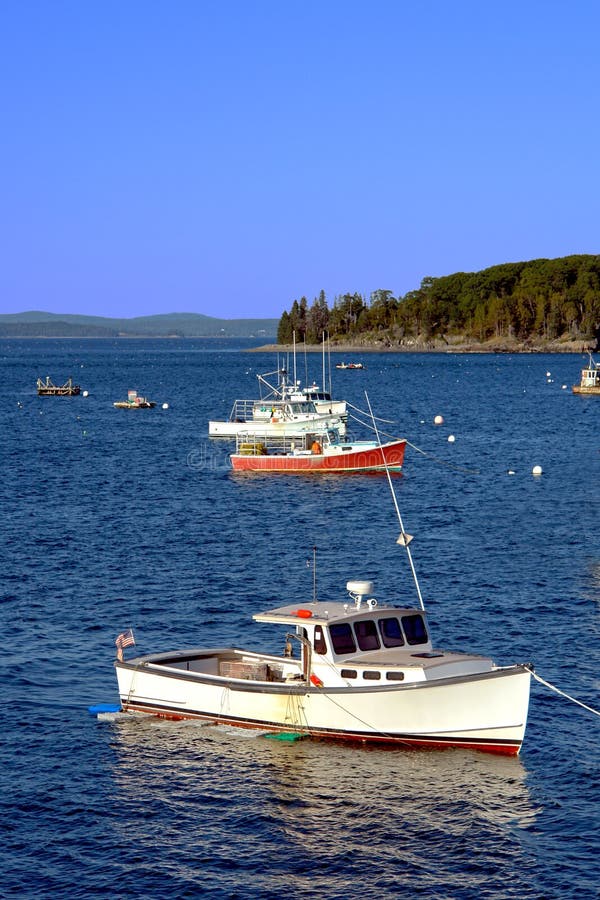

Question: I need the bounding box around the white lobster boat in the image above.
[208,398,345,438]
[208,369,347,437]
[115,584,531,755]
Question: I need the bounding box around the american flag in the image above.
[115,629,135,649]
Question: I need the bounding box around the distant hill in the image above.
[0,311,278,338]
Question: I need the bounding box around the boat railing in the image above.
[228,399,258,421]
[234,430,332,456]
[228,399,293,422]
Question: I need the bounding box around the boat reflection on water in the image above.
[106,716,539,894]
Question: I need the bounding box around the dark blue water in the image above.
[1,340,598,899]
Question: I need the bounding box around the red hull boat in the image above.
[231,431,406,473]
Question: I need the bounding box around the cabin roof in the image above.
[253,600,421,627]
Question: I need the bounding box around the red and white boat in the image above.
[230,429,406,473]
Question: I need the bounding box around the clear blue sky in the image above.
[1,0,599,320]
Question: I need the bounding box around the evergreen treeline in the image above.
[277,255,600,345]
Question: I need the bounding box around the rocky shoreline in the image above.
[252,337,596,354]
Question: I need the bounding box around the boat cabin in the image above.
[290,383,334,403]
[226,398,320,423]
[579,361,600,388]
[234,428,343,457]
[135,582,493,691]
[251,580,488,686]
[252,399,319,421]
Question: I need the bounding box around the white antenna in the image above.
[365,391,425,610]
[293,331,297,386]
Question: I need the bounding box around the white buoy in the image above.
[507,469,515,475]
[448,434,455,443]
[546,371,551,377]
[83,390,89,397]
[532,465,543,476]
[562,385,567,390]
[434,414,444,425]
[162,402,169,409]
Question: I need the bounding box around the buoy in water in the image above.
[83,390,89,397]
[546,371,551,377]
[448,434,455,443]
[434,415,444,425]
[162,403,169,409]
[532,465,543,476]
[507,469,515,475]
[562,385,567,390]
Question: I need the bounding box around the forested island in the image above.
[276,255,600,351]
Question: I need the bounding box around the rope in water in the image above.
[525,665,600,717]
[346,409,481,475]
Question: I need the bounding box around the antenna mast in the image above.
[364,392,425,610]
[292,331,297,386]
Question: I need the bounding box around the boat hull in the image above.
[115,658,530,755]
[230,440,406,473]
[209,418,346,438]
[572,385,600,395]
[37,388,80,396]
[114,401,156,408]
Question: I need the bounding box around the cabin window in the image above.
[354,619,380,651]
[313,625,327,655]
[378,616,405,647]
[292,402,314,414]
[386,671,405,681]
[363,671,381,680]
[402,614,428,645]
[341,669,357,679]
[329,623,357,655]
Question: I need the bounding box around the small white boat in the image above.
[572,351,600,395]
[114,390,156,409]
[335,362,364,370]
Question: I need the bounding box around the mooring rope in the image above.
[345,400,396,424]
[525,665,600,717]
[345,410,481,475]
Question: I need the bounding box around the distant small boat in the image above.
[572,352,600,395]
[335,362,364,370]
[230,428,406,473]
[36,376,80,396]
[114,390,156,409]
